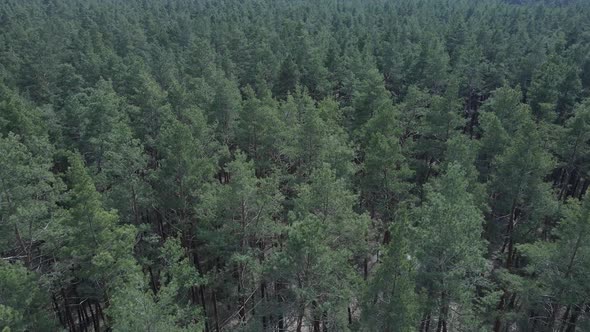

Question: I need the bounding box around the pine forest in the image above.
[1,0,590,331]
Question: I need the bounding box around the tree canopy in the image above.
[1,0,590,331]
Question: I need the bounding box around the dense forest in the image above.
[1,0,590,331]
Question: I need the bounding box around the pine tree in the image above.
[414,163,487,331]
[0,84,46,139]
[350,68,392,135]
[198,152,283,330]
[108,238,205,332]
[358,100,414,240]
[412,81,464,186]
[292,89,355,178]
[236,86,287,174]
[0,133,60,268]
[70,79,148,223]
[207,71,242,144]
[49,153,138,312]
[154,106,220,234]
[554,99,590,200]
[484,108,557,331]
[0,261,56,331]
[274,58,300,99]
[362,216,420,332]
[269,164,369,331]
[519,194,590,331]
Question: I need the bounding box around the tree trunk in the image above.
[493,291,507,332]
[77,304,86,332]
[52,293,64,327]
[277,280,285,332]
[548,302,560,330]
[89,300,99,332]
[312,300,321,332]
[239,200,247,323]
[14,224,31,267]
[261,281,267,331]
[559,305,571,332]
[505,203,517,269]
[348,306,353,325]
[437,291,448,332]
[558,168,571,201]
[212,290,220,332]
[296,310,304,332]
[131,186,140,225]
[420,313,431,332]
[192,251,210,332]
[564,304,582,332]
[436,316,443,332]
[62,288,75,332]
[148,266,158,295]
[530,309,538,331]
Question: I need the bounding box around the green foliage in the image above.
[0,261,56,331]
[518,194,590,330]
[351,68,393,135]
[1,0,590,330]
[109,237,205,331]
[413,163,488,330]
[269,164,369,330]
[49,153,138,301]
[0,133,61,265]
[358,100,414,223]
[0,85,46,139]
[362,218,420,332]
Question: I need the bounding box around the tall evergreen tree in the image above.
[269,164,369,331]
[362,216,420,332]
[519,194,590,331]
[414,163,487,332]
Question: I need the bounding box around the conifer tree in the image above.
[414,163,487,331]
[362,217,420,332]
[519,194,590,331]
[269,164,369,331]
